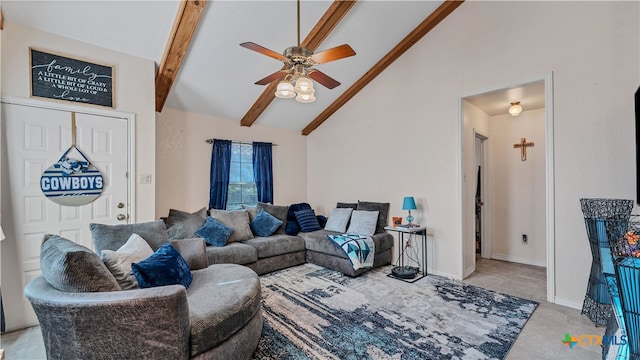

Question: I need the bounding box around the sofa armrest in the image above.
[171,238,208,270]
[24,276,190,360]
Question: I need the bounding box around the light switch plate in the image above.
[140,174,152,184]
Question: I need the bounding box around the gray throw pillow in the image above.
[242,205,258,222]
[40,234,121,292]
[90,220,168,252]
[336,202,358,210]
[166,207,207,240]
[257,202,289,234]
[209,209,254,242]
[324,208,353,233]
[357,201,390,234]
[100,233,154,290]
[346,210,379,236]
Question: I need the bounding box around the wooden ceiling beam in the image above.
[301,0,464,135]
[155,0,206,112]
[240,0,357,127]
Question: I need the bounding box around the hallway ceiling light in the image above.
[509,101,523,116]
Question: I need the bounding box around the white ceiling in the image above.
[464,81,546,117]
[3,1,459,131]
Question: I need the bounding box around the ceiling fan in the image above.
[240,0,355,102]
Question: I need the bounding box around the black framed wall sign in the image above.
[30,48,114,108]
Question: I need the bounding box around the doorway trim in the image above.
[457,72,555,303]
[473,129,491,261]
[1,95,137,223]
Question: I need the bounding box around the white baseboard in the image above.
[427,269,458,280]
[554,297,583,310]
[463,265,475,279]
[491,253,546,268]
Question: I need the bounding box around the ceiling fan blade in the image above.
[240,42,288,62]
[255,70,288,85]
[310,44,356,65]
[308,70,341,89]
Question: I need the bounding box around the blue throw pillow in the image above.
[251,209,283,237]
[295,208,322,233]
[131,243,192,289]
[285,202,312,235]
[195,216,233,247]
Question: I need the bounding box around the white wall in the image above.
[490,108,546,267]
[155,107,307,217]
[1,21,157,221]
[307,1,639,306]
[462,100,490,276]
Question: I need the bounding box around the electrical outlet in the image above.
[522,234,528,243]
[139,174,152,184]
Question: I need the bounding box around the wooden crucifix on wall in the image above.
[513,137,534,161]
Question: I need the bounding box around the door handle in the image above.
[117,214,128,221]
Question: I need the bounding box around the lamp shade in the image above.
[402,196,417,210]
[275,81,295,98]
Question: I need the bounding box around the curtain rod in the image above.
[204,139,278,146]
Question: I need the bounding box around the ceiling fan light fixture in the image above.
[275,81,296,98]
[294,76,314,93]
[296,92,316,103]
[509,101,523,116]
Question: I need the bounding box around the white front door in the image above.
[1,101,130,331]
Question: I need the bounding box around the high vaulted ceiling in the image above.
[2,0,465,134]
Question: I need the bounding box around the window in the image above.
[226,143,257,210]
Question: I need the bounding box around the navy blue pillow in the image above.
[195,216,233,247]
[285,202,312,235]
[131,243,192,289]
[294,209,322,233]
[251,209,283,237]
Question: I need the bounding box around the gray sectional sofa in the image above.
[24,201,393,360]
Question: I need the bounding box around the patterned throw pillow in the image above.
[251,209,284,237]
[346,210,379,236]
[324,208,353,233]
[294,209,322,233]
[101,233,154,290]
[195,216,234,247]
[131,243,192,289]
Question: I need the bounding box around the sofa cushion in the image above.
[357,201,390,234]
[294,208,322,233]
[196,216,233,247]
[209,209,254,242]
[250,209,283,237]
[90,220,168,252]
[346,210,379,236]
[324,208,353,233]
[100,233,154,290]
[40,234,121,292]
[186,264,261,357]
[337,202,358,210]
[205,242,258,265]
[284,202,312,235]
[242,234,305,259]
[299,230,393,259]
[170,239,208,271]
[132,243,192,289]
[166,207,207,240]
[257,202,288,234]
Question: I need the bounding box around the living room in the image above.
[1,1,639,359]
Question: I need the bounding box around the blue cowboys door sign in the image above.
[41,146,104,206]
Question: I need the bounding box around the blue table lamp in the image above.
[402,196,417,227]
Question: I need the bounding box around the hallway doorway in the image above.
[459,73,555,303]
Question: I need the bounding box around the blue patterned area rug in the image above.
[252,264,538,360]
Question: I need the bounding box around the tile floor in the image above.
[1,259,604,359]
